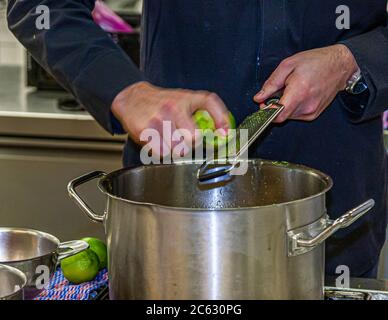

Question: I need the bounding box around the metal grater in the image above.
[235,102,284,152]
[197,97,285,183]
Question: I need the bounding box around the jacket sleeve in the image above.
[7,0,144,134]
[340,26,388,122]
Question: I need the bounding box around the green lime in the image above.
[193,110,236,148]
[228,112,237,130]
[193,110,216,131]
[61,250,100,284]
[81,237,108,270]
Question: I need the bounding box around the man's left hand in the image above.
[254,44,359,123]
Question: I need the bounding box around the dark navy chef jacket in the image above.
[7,0,388,276]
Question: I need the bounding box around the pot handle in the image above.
[57,240,89,261]
[288,199,375,257]
[67,171,107,223]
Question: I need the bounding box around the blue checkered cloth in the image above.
[34,268,108,300]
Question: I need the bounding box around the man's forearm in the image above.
[7,0,144,133]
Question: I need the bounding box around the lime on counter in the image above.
[81,237,108,270]
[61,250,100,285]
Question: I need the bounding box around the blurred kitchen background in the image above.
[0,0,23,65]
[0,0,142,242]
[0,0,141,66]
[0,0,388,277]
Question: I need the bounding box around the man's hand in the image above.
[111,82,231,156]
[254,44,359,123]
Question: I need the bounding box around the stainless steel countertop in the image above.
[326,277,388,292]
[0,65,125,141]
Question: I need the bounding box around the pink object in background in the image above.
[92,0,135,34]
[384,111,388,130]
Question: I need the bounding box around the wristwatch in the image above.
[346,68,368,95]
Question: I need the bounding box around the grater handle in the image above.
[263,90,283,108]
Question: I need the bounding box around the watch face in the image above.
[353,81,368,95]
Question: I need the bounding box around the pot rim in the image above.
[0,227,60,264]
[97,159,334,212]
[0,264,27,300]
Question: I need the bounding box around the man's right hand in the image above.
[111,81,231,156]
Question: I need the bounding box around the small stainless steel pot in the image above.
[0,264,27,300]
[0,228,88,299]
[68,160,374,300]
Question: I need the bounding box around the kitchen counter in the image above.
[326,277,388,292]
[0,65,125,141]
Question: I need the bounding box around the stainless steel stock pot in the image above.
[68,159,374,300]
